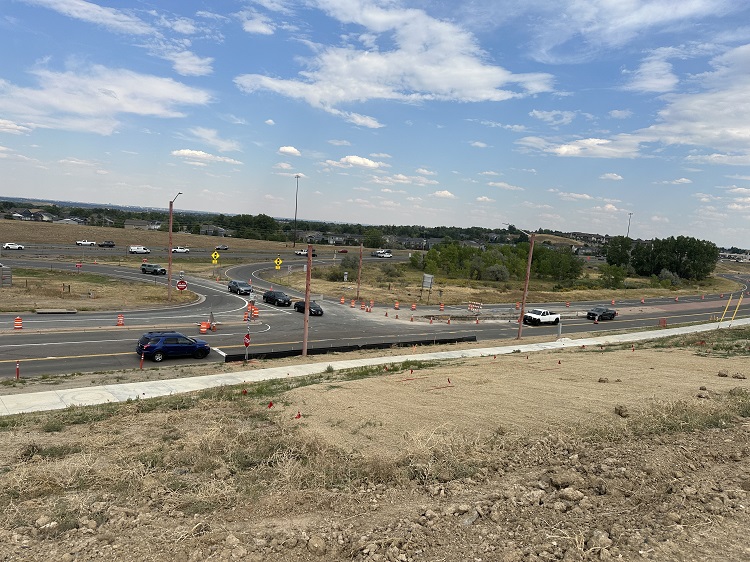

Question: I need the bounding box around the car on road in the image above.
[215,244,229,251]
[262,290,292,306]
[293,300,324,315]
[76,239,96,246]
[172,246,190,253]
[136,330,210,362]
[98,241,115,248]
[587,306,617,321]
[2,242,24,250]
[141,263,167,275]
[371,249,392,258]
[522,308,561,326]
[295,248,317,257]
[228,280,253,295]
[337,248,348,253]
[128,245,151,254]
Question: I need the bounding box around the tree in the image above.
[598,264,627,289]
[364,228,384,249]
[605,236,632,267]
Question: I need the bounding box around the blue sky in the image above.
[2,1,750,247]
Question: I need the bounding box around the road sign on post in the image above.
[274,256,283,270]
[176,279,187,291]
[211,251,220,260]
[243,333,251,347]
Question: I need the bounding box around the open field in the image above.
[0,330,749,561]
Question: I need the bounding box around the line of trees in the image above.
[605,235,719,281]
[408,239,583,283]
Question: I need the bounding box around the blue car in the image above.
[136,331,211,362]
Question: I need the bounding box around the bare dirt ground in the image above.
[0,339,749,562]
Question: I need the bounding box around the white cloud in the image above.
[657,177,693,184]
[476,196,495,202]
[278,146,301,156]
[234,1,554,126]
[431,190,456,199]
[0,64,211,135]
[609,109,632,119]
[274,162,293,170]
[161,50,214,77]
[600,173,623,180]
[328,139,351,146]
[623,56,678,93]
[371,174,438,186]
[470,141,488,148]
[0,119,32,134]
[187,127,240,152]
[651,215,670,223]
[22,0,153,35]
[325,155,388,169]
[416,168,436,176]
[529,109,576,126]
[265,119,275,125]
[488,181,523,191]
[549,188,593,201]
[370,152,391,158]
[171,149,243,165]
[239,10,275,34]
[479,171,499,176]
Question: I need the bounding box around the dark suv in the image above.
[136,331,210,362]
[141,263,167,275]
[228,280,253,294]
[587,306,617,321]
[263,290,292,306]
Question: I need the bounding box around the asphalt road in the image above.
[0,251,749,379]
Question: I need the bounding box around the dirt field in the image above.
[0,336,749,562]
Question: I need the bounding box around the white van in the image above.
[128,245,151,254]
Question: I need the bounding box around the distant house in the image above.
[326,235,345,246]
[54,218,80,225]
[200,224,227,236]
[124,219,151,230]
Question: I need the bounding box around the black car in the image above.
[293,300,324,316]
[263,290,292,306]
[136,331,210,362]
[587,306,617,321]
[228,280,253,295]
[98,240,115,248]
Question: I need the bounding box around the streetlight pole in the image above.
[505,224,536,340]
[167,191,182,301]
[293,174,301,248]
[626,212,633,238]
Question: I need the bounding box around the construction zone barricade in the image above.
[116,314,125,326]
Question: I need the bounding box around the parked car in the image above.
[128,245,151,254]
[262,290,292,306]
[293,300,324,316]
[228,280,253,295]
[98,241,115,248]
[337,249,348,253]
[136,331,210,362]
[172,246,189,253]
[141,263,167,275]
[587,306,617,321]
[215,244,229,251]
[2,242,24,250]
[76,239,95,246]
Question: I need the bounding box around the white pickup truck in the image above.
[76,239,96,246]
[522,308,561,326]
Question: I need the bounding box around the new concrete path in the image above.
[2,318,749,416]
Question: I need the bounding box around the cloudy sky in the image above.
[2,0,750,247]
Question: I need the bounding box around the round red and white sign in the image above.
[176,279,187,291]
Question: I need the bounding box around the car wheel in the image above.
[153,351,164,362]
[553,318,559,325]
[194,349,208,359]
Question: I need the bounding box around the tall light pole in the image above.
[167,191,182,301]
[626,212,633,238]
[505,224,535,340]
[293,174,301,248]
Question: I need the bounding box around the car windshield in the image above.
[529,309,545,315]
[236,282,251,288]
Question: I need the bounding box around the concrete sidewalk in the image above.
[2,318,749,416]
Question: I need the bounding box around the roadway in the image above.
[0,250,749,379]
